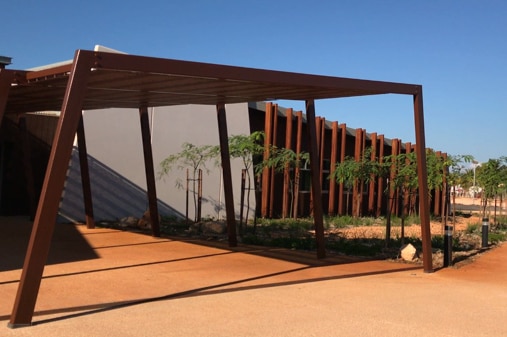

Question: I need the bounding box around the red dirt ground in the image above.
[1,213,506,336]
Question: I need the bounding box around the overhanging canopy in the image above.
[0,49,432,327]
[4,50,420,115]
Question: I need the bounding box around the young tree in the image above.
[159,142,218,222]
[259,146,310,219]
[226,131,265,231]
[476,158,507,218]
[330,148,381,217]
[445,154,474,224]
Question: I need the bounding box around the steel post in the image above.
[216,103,237,247]
[305,100,325,259]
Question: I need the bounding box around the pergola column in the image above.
[414,88,433,273]
[76,114,95,229]
[216,103,237,247]
[305,100,325,259]
[9,50,94,327]
[139,107,160,237]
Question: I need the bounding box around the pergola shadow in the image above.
[0,221,420,326]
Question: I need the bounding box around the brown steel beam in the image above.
[261,102,273,217]
[319,117,326,187]
[414,89,433,273]
[76,114,95,229]
[9,50,94,327]
[403,142,412,222]
[0,69,15,128]
[305,100,325,259]
[269,104,278,218]
[352,128,362,217]
[433,151,442,216]
[376,135,385,217]
[139,107,161,237]
[282,108,293,218]
[328,121,338,215]
[293,111,303,218]
[338,123,347,215]
[216,103,237,247]
[368,132,377,214]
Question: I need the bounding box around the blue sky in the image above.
[2,1,505,163]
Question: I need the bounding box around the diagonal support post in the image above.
[9,50,95,327]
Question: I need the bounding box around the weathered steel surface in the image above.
[216,103,237,247]
[76,114,95,229]
[305,100,325,259]
[139,107,160,237]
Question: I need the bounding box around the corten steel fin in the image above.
[414,89,433,273]
[376,135,385,217]
[338,123,347,215]
[9,50,95,327]
[76,114,95,229]
[139,107,160,237]
[282,108,293,218]
[216,103,237,247]
[293,111,303,219]
[434,151,442,216]
[305,100,325,259]
[328,121,339,215]
[261,102,273,217]
[269,104,278,218]
[368,132,378,215]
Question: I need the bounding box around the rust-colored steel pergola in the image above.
[0,50,433,327]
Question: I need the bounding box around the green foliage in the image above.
[327,215,378,228]
[330,147,381,188]
[489,232,507,244]
[256,146,310,176]
[465,223,480,234]
[227,131,265,171]
[159,142,219,177]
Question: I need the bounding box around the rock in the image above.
[119,216,139,228]
[189,222,201,233]
[400,243,418,261]
[137,209,161,229]
[201,221,227,234]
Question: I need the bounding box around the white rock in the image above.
[400,243,418,261]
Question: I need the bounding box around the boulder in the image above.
[201,221,227,234]
[137,209,161,229]
[119,216,139,228]
[400,243,418,261]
